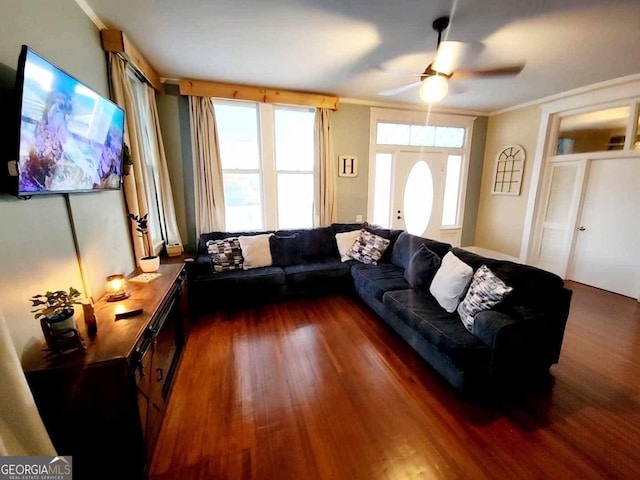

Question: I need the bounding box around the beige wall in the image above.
[474,105,541,257]
[332,103,371,223]
[0,0,134,357]
[157,89,189,245]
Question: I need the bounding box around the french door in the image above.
[390,152,445,239]
[567,157,640,298]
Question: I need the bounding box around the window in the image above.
[377,122,465,148]
[213,101,315,231]
[274,107,315,229]
[215,102,262,231]
[556,106,631,155]
[126,67,164,253]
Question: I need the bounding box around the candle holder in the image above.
[106,274,130,302]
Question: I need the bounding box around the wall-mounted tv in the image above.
[9,46,125,196]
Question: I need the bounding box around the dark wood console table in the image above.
[22,263,189,480]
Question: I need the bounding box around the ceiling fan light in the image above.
[419,75,448,103]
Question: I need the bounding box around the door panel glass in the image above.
[377,122,410,145]
[373,153,392,227]
[403,161,433,235]
[409,125,435,146]
[434,126,465,147]
[442,155,462,226]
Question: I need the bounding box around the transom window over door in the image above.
[213,100,315,231]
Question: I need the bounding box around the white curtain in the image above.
[314,108,337,226]
[189,96,226,234]
[108,54,149,260]
[142,80,182,246]
[108,53,182,259]
[0,308,55,455]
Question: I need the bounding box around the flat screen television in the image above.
[9,46,125,196]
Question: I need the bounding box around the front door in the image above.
[568,157,640,298]
[391,151,445,239]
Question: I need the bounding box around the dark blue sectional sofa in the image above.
[188,224,572,393]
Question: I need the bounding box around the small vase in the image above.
[139,255,160,273]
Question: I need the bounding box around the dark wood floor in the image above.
[149,282,640,479]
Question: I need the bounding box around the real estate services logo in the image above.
[0,456,72,480]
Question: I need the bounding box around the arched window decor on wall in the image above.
[491,144,525,195]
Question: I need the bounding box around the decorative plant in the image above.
[129,213,154,258]
[122,144,133,175]
[30,287,82,320]
[122,144,133,166]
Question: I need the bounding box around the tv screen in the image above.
[15,46,125,195]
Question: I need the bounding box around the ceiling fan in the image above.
[379,16,525,103]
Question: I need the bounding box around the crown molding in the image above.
[339,97,487,117]
[490,73,640,116]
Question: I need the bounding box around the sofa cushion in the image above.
[390,232,452,269]
[335,229,363,261]
[458,265,514,332]
[270,234,302,267]
[382,289,489,368]
[450,247,565,311]
[331,222,367,234]
[206,238,244,272]
[284,260,352,285]
[430,252,474,313]
[404,244,441,292]
[346,230,391,265]
[276,227,336,260]
[351,263,410,302]
[192,266,286,289]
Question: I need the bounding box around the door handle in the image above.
[578,226,586,231]
[156,368,164,382]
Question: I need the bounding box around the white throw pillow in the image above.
[238,234,273,270]
[335,229,362,262]
[429,252,474,313]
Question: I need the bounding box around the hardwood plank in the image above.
[179,79,339,110]
[150,283,640,479]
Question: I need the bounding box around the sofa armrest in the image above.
[473,307,556,376]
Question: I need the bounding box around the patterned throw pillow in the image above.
[346,230,390,265]
[458,265,513,332]
[206,238,244,273]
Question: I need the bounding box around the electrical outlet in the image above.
[356,215,363,222]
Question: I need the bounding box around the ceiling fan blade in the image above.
[452,64,525,79]
[378,81,422,96]
[432,41,472,75]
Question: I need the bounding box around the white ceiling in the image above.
[84,0,640,114]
